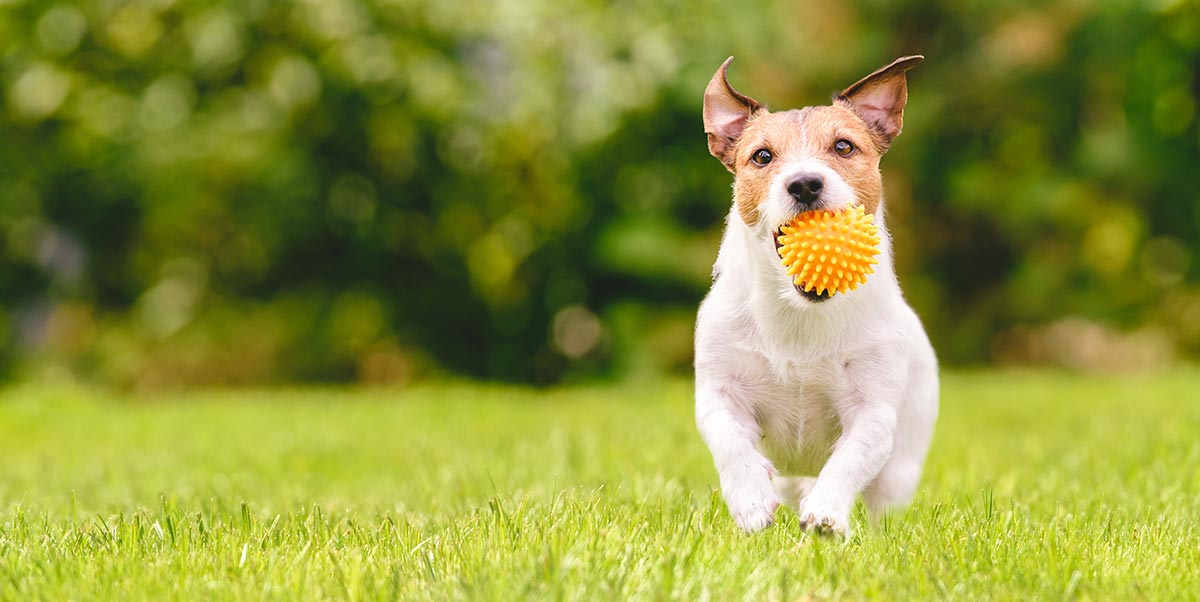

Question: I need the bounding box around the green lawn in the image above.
[0,371,1197,600]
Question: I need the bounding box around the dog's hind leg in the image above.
[773,476,816,510]
[864,367,938,520]
[863,456,923,519]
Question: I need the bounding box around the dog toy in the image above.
[776,205,881,296]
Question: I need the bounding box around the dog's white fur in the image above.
[695,61,939,536]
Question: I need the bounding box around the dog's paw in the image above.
[798,497,851,538]
[720,462,781,533]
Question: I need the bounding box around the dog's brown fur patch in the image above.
[732,106,885,226]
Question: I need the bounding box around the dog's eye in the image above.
[751,148,773,166]
[834,139,855,157]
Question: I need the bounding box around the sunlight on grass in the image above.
[0,371,1197,599]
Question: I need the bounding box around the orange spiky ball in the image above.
[776,205,881,296]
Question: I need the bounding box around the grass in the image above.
[0,371,1197,600]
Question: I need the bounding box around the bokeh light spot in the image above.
[10,63,71,121]
[552,305,603,359]
[36,4,87,56]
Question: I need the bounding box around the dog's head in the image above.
[703,56,921,301]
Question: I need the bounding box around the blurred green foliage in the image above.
[0,0,1198,387]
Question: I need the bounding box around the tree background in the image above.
[1,0,1198,388]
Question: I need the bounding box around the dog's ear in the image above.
[836,55,923,147]
[704,57,763,171]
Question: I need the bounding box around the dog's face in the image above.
[725,105,883,237]
[703,56,921,301]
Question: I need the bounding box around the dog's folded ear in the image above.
[836,55,923,148]
[704,57,763,172]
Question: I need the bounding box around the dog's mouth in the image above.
[774,227,831,303]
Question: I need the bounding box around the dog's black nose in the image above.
[786,174,824,207]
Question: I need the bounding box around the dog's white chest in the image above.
[739,355,851,475]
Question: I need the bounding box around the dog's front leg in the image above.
[696,383,780,533]
[799,360,903,537]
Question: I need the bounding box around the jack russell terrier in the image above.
[695,56,939,536]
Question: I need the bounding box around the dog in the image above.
[694,56,939,536]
